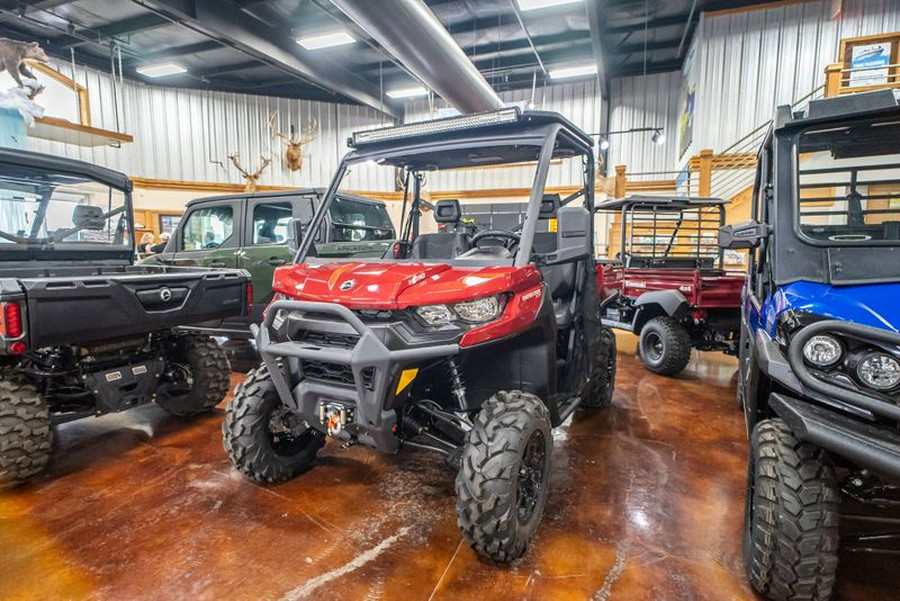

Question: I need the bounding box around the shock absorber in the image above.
[446,357,467,410]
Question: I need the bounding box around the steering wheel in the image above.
[471,229,520,249]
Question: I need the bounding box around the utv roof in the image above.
[776,88,900,130]
[185,188,386,208]
[0,147,132,192]
[349,108,594,151]
[596,195,727,211]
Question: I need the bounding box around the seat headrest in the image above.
[434,199,462,224]
[539,194,560,219]
[72,205,105,230]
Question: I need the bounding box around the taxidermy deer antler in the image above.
[268,111,318,172]
[228,152,271,193]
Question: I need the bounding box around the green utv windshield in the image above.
[0,166,129,249]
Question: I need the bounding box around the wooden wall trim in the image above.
[706,0,813,17]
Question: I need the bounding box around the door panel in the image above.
[240,196,316,323]
[171,200,243,269]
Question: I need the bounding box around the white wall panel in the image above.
[23,60,394,191]
[607,71,681,177]
[690,0,900,157]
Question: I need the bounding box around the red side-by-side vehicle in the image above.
[596,196,744,375]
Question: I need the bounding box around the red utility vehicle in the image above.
[596,196,743,375]
[222,108,617,563]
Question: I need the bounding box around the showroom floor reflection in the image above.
[0,338,895,600]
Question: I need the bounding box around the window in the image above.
[328,197,395,242]
[181,205,233,250]
[797,117,900,245]
[252,202,292,245]
[0,169,129,249]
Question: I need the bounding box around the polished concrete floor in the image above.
[1,336,896,600]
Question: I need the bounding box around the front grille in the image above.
[299,361,375,389]
[293,329,359,349]
[301,360,354,386]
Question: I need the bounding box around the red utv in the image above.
[596,195,743,375]
[221,108,617,562]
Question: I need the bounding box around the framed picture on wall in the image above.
[849,42,892,87]
[159,214,182,235]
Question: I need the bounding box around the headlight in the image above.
[856,352,900,390]
[802,334,843,367]
[453,297,501,323]
[416,304,453,326]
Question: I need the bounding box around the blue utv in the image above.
[720,89,900,601]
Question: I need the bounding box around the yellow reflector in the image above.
[548,218,558,232]
[396,368,419,394]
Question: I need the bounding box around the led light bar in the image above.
[351,108,521,147]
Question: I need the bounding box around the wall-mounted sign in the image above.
[849,42,893,88]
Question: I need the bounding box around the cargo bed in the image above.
[1,264,251,348]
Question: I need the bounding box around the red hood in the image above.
[273,261,542,310]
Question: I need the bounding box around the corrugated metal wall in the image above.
[607,71,681,177]
[403,80,602,191]
[25,60,394,191]
[689,0,900,158]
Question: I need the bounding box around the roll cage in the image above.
[597,195,727,270]
[295,109,596,267]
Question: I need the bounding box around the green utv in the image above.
[0,149,250,487]
[141,189,396,339]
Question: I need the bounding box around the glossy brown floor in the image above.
[1,337,896,600]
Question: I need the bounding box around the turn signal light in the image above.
[3,302,22,338]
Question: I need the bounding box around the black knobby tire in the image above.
[0,376,52,488]
[455,390,553,563]
[581,326,617,408]
[743,419,839,601]
[638,316,692,376]
[156,333,231,416]
[222,363,324,483]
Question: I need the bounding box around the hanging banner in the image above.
[678,41,697,160]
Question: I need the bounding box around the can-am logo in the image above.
[339,279,356,291]
[159,287,172,302]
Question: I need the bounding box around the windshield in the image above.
[796,116,900,245]
[328,197,395,242]
[0,166,129,250]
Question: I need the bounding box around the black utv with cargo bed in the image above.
[0,149,251,487]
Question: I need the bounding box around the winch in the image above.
[319,401,354,437]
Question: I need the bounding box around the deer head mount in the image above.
[228,152,271,193]
[268,111,318,172]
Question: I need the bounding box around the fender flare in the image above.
[632,290,690,332]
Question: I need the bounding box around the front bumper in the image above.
[771,393,900,480]
[254,300,459,452]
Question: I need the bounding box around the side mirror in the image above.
[718,220,769,250]
[543,206,592,264]
[286,218,305,254]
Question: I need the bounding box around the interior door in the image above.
[240,195,316,323]
[170,200,243,269]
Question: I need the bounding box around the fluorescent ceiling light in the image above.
[516,0,582,11]
[136,63,186,78]
[297,31,355,50]
[386,86,429,99]
[548,64,597,80]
